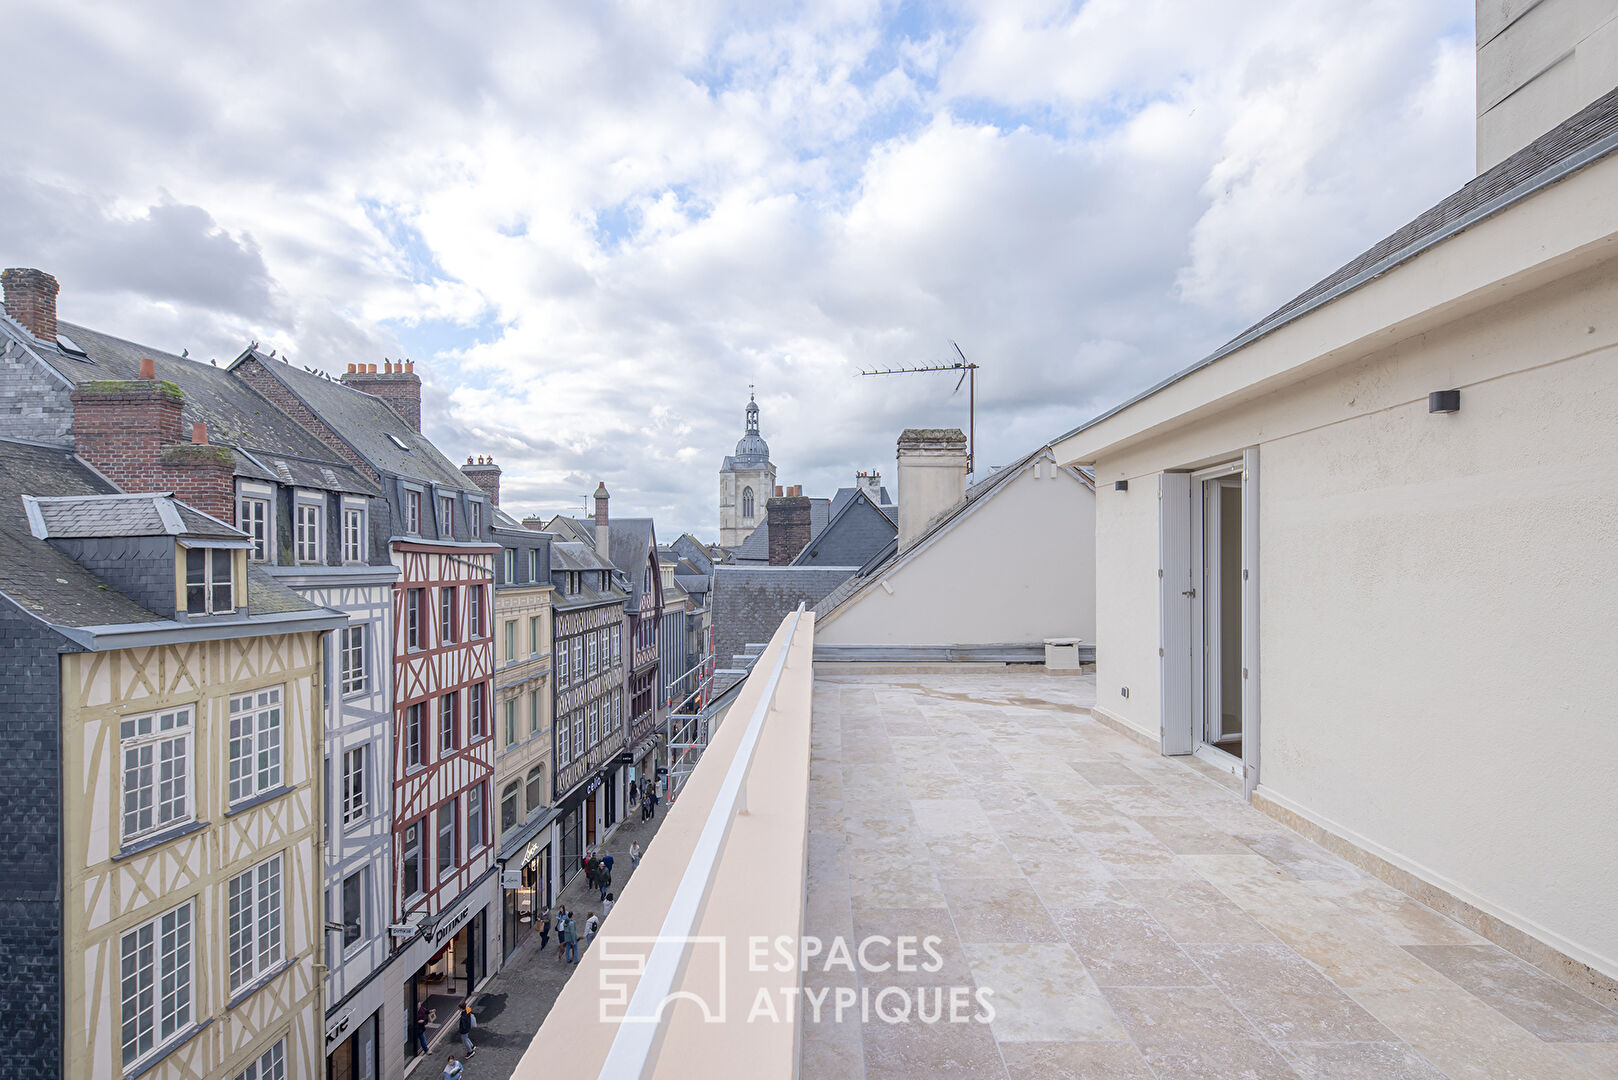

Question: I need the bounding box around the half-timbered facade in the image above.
[547,540,627,883]
[0,437,343,1080]
[226,352,501,1073]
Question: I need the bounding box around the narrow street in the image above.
[414,797,673,1079]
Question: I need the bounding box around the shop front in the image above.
[325,1008,379,1080]
[499,812,558,961]
[625,736,660,817]
[398,870,497,1065]
[556,763,615,885]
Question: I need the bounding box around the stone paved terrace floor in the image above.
[801,668,1618,1080]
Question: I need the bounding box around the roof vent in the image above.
[273,460,294,482]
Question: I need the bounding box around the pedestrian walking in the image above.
[603,893,615,917]
[586,912,600,947]
[414,1002,433,1055]
[598,866,612,903]
[458,1002,478,1058]
[538,907,551,951]
[444,1055,464,1079]
[563,911,580,963]
[630,841,642,868]
[555,909,569,962]
[602,853,614,875]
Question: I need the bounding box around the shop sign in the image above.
[432,899,476,946]
[325,1010,352,1046]
[584,772,605,796]
[522,836,545,865]
[501,870,523,889]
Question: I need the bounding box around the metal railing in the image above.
[596,603,806,1079]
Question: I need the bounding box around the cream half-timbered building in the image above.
[63,632,333,1080]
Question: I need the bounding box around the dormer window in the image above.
[439,495,455,540]
[406,491,422,535]
[296,502,322,563]
[184,548,235,615]
[470,502,482,536]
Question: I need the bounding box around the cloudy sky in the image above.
[1,0,1474,537]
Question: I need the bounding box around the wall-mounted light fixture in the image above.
[1114,480,1129,491]
[1428,389,1461,413]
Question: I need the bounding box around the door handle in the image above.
[1182,588,1197,598]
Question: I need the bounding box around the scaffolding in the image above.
[662,626,718,799]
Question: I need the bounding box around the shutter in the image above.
[1242,447,1261,801]
[1158,472,1195,755]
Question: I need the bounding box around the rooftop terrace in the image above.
[516,622,1618,1079]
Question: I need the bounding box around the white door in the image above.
[1158,473,1194,755]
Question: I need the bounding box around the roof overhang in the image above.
[1054,140,1618,467]
[58,608,348,651]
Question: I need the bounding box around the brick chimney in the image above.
[767,491,811,565]
[896,428,968,550]
[461,455,502,506]
[2,268,59,342]
[341,360,422,432]
[71,359,236,520]
[521,516,546,531]
[594,482,610,558]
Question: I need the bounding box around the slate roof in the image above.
[233,349,476,492]
[712,564,857,670]
[550,539,627,612]
[670,534,716,575]
[0,439,157,629]
[18,321,376,495]
[731,498,831,563]
[1057,83,1618,446]
[27,493,247,544]
[829,486,894,519]
[791,488,897,567]
[814,447,1094,617]
[553,515,659,612]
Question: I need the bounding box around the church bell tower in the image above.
[719,392,776,547]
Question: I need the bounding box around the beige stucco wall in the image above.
[815,461,1096,646]
[1476,0,1618,171]
[1083,251,1618,982]
[495,584,555,827]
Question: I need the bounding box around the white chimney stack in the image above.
[896,428,967,550]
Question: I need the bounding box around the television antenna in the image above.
[858,341,979,474]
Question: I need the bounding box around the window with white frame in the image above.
[184,547,235,614]
[573,711,584,755]
[529,615,541,656]
[504,548,516,582]
[529,549,541,580]
[470,501,482,536]
[402,820,423,899]
[405,589,423,649]
[501,783,519,833]
[526,765,544,813]
[341,746,366,827]
[614,693,621,731]
[529,688,541,734]
[469,585,484,638]
[587,634,598,675]
[231,1038,285,1080]
[467,782,484,853]
[439,495,455,539]
[340,871,364,951]
[228,687,283,805]
[120,900,193,1069]
[340,624,366,695]
[557,639,569,684]
[436,800,456,878]
[572,637,583,678]
[239,496,271,562]
[227,855,283,993]
[406,490,422,534]
[439,586,457,644]
[557,715,570,765]
[295,502,321,562]
[504,698,517,747]
[612,625,621,665]
[405,704,423,768]
[469,682,485,738]
[342,505,365,563]
[587,700,598,746]
[439,692,458,752]
[504,619,516,661]
[121,706,193,843]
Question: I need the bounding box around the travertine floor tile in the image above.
[1101,985,1303,1079]
[1350,987,1595,1080]
[962,942,1126,1042]
[938,876,1065,944]
[1275,1040,1448,1080]
[1050,901,1208,987]
[1403,944,1618,1042]
[998,1041,1157,1079]
[1119,877,1278,944]
[1185,942,1393,1042]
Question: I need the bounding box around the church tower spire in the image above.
[718,388,777,547]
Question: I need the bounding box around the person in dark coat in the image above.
[457,1001,477,1057]
[538,907,552,951]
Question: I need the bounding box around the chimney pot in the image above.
[192,422,208,445]
[139,357,156,380]
[347,363,357,373]
[405,360,414,372]
[1,267,60,342]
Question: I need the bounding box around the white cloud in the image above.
[0,0,1474,536]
